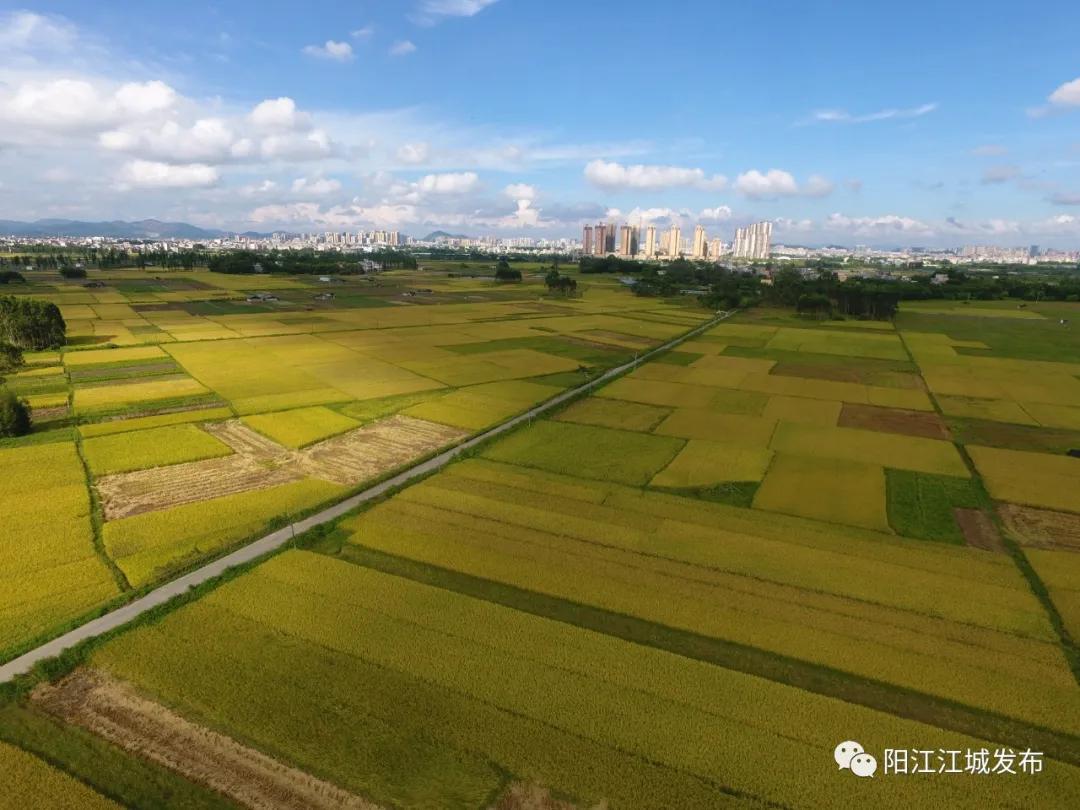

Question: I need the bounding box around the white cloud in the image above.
[260,129,335,160]
[239,180,278,196]
[0,79,178,134]
[504,183,536,201]
[416,172,480,194]
[803,174,835,198]
[734,169,798,198]
[823,212,933,235]
[807,103,937,124]
[396,142,431,164]
[584,159,727,191]
[1050,192,1080,206]
[981,164,1021,184]
[413,0,500,25]
[699,206,733,222]
[249,98,311,131]
[291,176,343,196]
[0,11,77,51]
[1049,77,1080,107]
[390,40,417,56]
[100,119,245,163]
[118,160,219,189]
[303,40,354,62]
[351,25,375,39]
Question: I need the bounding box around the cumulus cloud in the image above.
[291,177,342,196]
[396,142,431,164]
[1049,77,1080,107]
[100,119,249,164]
[303,40,354,62]
[413,0,501,25]
[584,159,727,191]
[504,183,536,201]
[806,103,937,124]
[699,206,733,222]
[734,169,796,198]
[118,160,219,189]
[390,40,417,56]
[823,212,933,235]
[260,129,335,160]
[0,79,177,134]
[249,97,311,131]
[416,172,480,194]
[981,164,1021,184]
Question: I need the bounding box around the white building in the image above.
[733,221,773,260]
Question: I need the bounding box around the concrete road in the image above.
[0,310,732,684]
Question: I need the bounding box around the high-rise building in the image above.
[667,226,682,258]
[582,225,594,255]
[709,237,724,259]
[593,223,608,256]
[606,223,617,253]
[644,225,657,258]
[733,221,773,260]
[618,224,637,257]
[692,225,707,260]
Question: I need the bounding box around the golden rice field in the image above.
[5,277,1080,809]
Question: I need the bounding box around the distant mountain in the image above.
[421,230,473,242]
[0,218,260,240]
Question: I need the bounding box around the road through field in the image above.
[0,309,733,684]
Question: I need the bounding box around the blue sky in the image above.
[1,1,1079,246]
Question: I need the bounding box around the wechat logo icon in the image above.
[835,740,878,778]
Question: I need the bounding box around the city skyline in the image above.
[1,2,1080,247]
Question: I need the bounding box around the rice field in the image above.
[5,281,1080,808]
[86,551,1080,809]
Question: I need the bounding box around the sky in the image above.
[1,1,1080,247]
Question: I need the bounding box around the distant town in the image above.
[2,220,1079,267]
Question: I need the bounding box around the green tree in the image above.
[0,296,66,350]
[494,259,522,282]
[0,387,31,437]
[0,343,22,372]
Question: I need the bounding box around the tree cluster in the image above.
[0,296,67,350]
[0,387,31,438]
[544,269,577,295]
[494,259,522,282]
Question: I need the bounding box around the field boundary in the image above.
[0,309,732,684]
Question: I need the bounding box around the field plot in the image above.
[85,551,1080,809]
[0,443,119,657]
[969,445,1080,514]
[82,423,233,476]
[242,405,360,448]
[0,740,120,810]
[753,454,891,530]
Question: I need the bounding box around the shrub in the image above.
[0,387,32,437]
[0,343,22,372]
[59,266,87,279]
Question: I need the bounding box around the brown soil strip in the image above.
[32,669,380,810]
[95,401,228,423]
[999,504,1080,551]
[69,362,179,381]
[300,415,466,486]
[838,402,951,440]
[97,415,466,520]
[490,782,600,810]
[954,508,1007,553]
[32,405,69,421]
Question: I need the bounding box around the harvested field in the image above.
[491,782,595,810]
[97,415,465,520]
[999,504,1080,551]
[839,403,951,440]
[32,669,379,810]
[954,508,1006,553]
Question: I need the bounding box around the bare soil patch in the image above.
[97,415,465,520]
[490,782,603,810]
[839,403,951,440]
[954,508,1007,553]
[32,405,69,421]
[999,504,1080,551]
[33,669,380,810]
